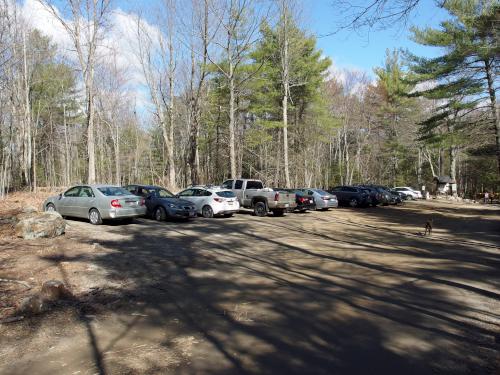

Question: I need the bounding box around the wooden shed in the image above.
[433,176,457,195]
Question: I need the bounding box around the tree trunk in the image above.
[167,10,176,189]
[87,69,96,184]
[484,59,500,177]
[229,61,237,179]
[281,2,290,188]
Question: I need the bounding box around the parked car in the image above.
[394,186,422,200]
[221,179,296,217]
[124,184,197,221]
[177,186,240,218]
[356,185,382,206]
[328,186,372,207]
[44,184,147,225]
[390,188,410,201]
[375,185,398,205]
[297,188,338,210]
[278,189,316,212]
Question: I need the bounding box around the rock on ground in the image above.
[41,280,71,301]
[14,211,65,240]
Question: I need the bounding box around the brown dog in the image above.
[424,219,433,236]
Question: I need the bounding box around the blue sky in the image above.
[303,0,450,76]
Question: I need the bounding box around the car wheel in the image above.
[349,198,359,208]
[202,205,214,218]
[154,206,166,221]
[321,208,329,211]
[223,213,233,218]
[89,208,102,225]
[253,202,267,217]
[46,203,56,212]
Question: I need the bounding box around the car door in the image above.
[233,179,244,204]
[73,186,96,218]
[140,187,156,213]
[58,186,80,216]
[178,189,196,210]
[189,189,206,212]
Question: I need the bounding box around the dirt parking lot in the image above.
[1,199,499,374]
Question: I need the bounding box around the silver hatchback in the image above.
[43,185,147,225]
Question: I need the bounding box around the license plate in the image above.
[189,212,196,217]
[228,201,233,205]
[285,203,289,207]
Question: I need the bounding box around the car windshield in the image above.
[98,187,131,196]
[216,191,236,198]
[156,188,174,198]
[313,189,329,196]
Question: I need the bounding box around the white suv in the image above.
[177,186,240,218]
[394,187,422,200]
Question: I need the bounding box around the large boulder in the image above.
[14,211,65,240]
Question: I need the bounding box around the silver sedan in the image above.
[298,188,338,210]
[43,185,147,225]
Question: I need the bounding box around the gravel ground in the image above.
[0,198,499,374]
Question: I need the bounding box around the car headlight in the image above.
[167,203,177,208]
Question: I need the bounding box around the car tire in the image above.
[223,213,233,218]
[46,203,56,212]
[349,198,359,208]
[272,209,285,217]
[321,208,329,211]
[253,202,267,217]
[202,205,214,218]
[154,206,166,221]
[89,208,102,225]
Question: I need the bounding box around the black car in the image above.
[390,189,410,200]
[356,185,382,206]
[328,186,372,207]
[278,188,316,212]
[389,189,406,204]
[124,184,197,220]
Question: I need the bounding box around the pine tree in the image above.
[407,0,500,177]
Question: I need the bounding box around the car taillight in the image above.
[110,199,122,208]
[214,197,223,202]
[140,198,145,206]
[274,192,280,201]
[298,197,305,203]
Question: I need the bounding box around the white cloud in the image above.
[20,0,162,111]
[327,59,374,97]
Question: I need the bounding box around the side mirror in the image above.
[58,193,62,200]
[146,194,152,199]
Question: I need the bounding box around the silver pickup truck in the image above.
[221,179,296,216]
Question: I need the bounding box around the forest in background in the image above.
[0,0,498,197]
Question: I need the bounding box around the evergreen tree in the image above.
[407,0,500,178]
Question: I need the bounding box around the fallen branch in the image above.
[0,278,31,289]
[0,316,24,324]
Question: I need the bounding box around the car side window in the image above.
[179,189,193,197]
[64,186,80,197]
[221,180,233,189]
[308,190,314,195]
[202,190,212,196]
[234,180,243,189]
[79,186,94,198]
[245,180,263,189]
[124,185,136,194]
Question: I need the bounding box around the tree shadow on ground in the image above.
[5,208,499,375]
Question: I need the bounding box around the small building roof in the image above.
[433,176,456,184]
